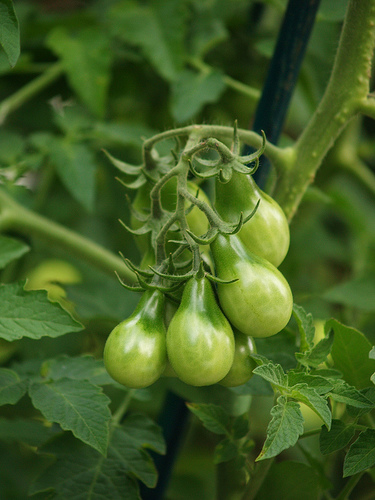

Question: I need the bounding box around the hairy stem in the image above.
[112,389,136,426]
[142,125,290,174]
[0,62,64,125]
[274,0,375,220]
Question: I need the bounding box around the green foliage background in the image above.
[0,0,375,499]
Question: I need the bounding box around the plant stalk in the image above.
[0,188,134,282]
[274,0,375,220]
[0,62,64,125]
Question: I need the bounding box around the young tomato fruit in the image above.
[219,329,257,387]
[166,276,235,386]
[215,172,290,267]
[211,234,293,338]
[103,289,167,388]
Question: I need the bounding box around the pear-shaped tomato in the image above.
[215,172,290,267]
[210,234,293,338]
[166,276,235,386]
[219,329,257,387]
[103,290,167,388]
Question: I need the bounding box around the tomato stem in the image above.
[0,187,135,282]
[274,0,375,220]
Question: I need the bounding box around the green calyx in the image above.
[105,124,270,292]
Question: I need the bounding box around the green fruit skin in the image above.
[219,330,257,387]
[103,290,167,388]
[215,172,290,267]
[211,234,293,338]
[166,276,235,386]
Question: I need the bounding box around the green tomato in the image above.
[219,330,257,387]
[210,234,293,338]
[166,276,235,386]
[215,172,290,267]
[103,290,167,388]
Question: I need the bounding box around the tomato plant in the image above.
[211,233,293,337]
[0,1,375,500]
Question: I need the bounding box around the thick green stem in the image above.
[334,472,366,500]
[0,62,64,125]
[0,189,135,282]
[112,389,136,426]
[241,458,275,500]
[142,125,289,174]
[274,0,375,220]
[357,95,375,120]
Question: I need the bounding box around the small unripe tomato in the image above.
[103,290,167,388]
[219,330,257,387]
[210,234,293,338]
[166,276,235,386]
[215,172,290,267]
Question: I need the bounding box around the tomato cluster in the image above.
[104,160,293,388]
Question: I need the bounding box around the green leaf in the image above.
[31,416,165,497]
[41,355,114,386]
[323,273,375,312]
[0,0,20,67]
[170,68,226,123]
[229,373,273,396]
[0,130,25,164]
[256,461,320,500]
[188,13,228,58]
[214,437,239,464]
[0,368,27,405]
[187,403,230,435]
[46,27,112,117]
[49,138,96,211]
[346,387,375,418]
[328,380,375,409]
[0,282,83,341]
[256,396,304,461]
[0,417,60,447]
[0,235,29,269]
[295,328,334,369]
[121,413,166,456]
[287,371,334,395]
[31,432,140,499]
[231,413,250,440]
[252,362,288,390]
[319,419,356,455]
[343,429,375,477]
[28,378,111,455]
[290,384,331,429]
[328,319,375,389]
[109,0,188,81]
[293,303,315,350]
